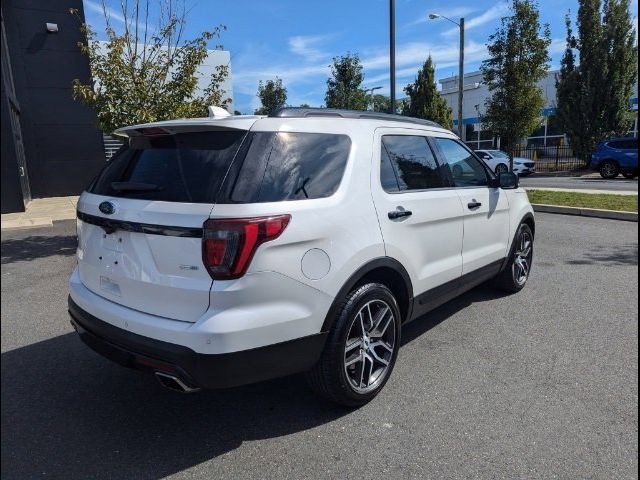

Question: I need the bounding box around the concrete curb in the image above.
[0,217,54,231]
[532,204,638,222]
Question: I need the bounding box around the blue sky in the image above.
[83,0,637,114]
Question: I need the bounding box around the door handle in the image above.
[388,209,412,219]
[467,201,482,210]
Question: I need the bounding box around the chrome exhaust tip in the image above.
[154,371,201,393]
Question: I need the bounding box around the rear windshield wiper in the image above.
[110,182,164,192]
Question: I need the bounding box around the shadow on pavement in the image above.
[1,234,77,264]
[402,284,510,346]
[1,333,348,479]
[565,243,638,266]
[1,284,508,479]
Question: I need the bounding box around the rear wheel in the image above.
[494,223,534,293]
[495,163,509,175]
[599,160,619,179]
[306,283,401,407]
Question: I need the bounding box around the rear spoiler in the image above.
[113,116,263,138]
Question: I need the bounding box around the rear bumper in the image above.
[69,297,327,389]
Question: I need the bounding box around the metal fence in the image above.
[510,145,589,173]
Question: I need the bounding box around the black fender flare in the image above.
[320,257,414,332]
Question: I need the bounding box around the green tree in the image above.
[70,0,231,134]
[370,94,390,112]
[254,77,288,115]
[557,0,637,162]
[480,0,551,169]
[325,53,368,110]
[401,56,453,128]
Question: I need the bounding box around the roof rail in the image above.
[270,107,443,128]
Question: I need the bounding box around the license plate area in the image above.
[101,231,126,252]
[100,275,122,296]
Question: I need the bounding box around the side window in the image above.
[226,132,351,203]
[434,138,489,188]
[621,139,638,149]
[380,135,444,191]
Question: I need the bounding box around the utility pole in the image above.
[457,17,464,138]
[389,0,396,114]
[429,13,465,136]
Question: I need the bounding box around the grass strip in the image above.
[526,190,638,213]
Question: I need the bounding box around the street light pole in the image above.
[429,14,465,137]
[365,86,383,111]
[457,17,464,139]
[389,0,396,114]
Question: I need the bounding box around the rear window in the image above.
[89,131,247,203]
[220,132,351,203]
[89,130,351,204]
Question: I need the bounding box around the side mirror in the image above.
[498,172,519,189]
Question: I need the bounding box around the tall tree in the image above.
[401,56,453,128]
[556,0,637,163]
[70,0,231,134]
[325,53,368,110]
[254,78,287,115]
[480,0,551,169]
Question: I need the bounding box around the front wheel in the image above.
[494,223,534,293]
[306,283,401,407]
[495,163,509,175]
[599,160,619,179]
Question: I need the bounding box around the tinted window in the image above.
[435,138,488,187]
[224,132,350,202]
[380,146,401,192]
[89,131,248,203]
[381,135,444,191]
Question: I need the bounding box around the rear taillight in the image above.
[202,215,290,280]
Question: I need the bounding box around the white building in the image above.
[439,70,638,149]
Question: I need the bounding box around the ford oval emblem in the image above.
[99,201,116,215]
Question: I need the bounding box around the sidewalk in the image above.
[1,196,79,231]
[523,187,638,196]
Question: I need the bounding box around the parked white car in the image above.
[475,149,536,176]
[69,108,535,406]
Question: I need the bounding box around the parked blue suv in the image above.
[590,137,638,179]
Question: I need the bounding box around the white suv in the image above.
[69,108,535,406]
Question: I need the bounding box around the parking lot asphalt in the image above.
[1,214,637,479]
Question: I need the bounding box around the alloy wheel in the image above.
[513,230,533,286]
[601,162,617,178]
[344,299,396,394]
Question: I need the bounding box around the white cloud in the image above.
[288,34,335,62]
[362,39,488,73]
[84,0,126,25]
[442,2,509,36]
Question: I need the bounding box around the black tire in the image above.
[599,160,619,179]
[306,283,401,407]
[622,172,637,179]
[495,163,509,175]
[494,223,534,293]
